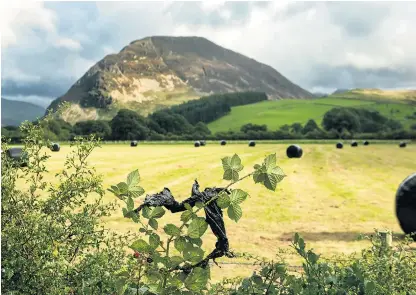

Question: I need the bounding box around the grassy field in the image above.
[330,88,416,103]
[207,97,416,133]
[28,142,416,281]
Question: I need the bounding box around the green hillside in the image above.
[207,98,416,133]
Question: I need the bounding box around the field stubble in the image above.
[32,143,416,281]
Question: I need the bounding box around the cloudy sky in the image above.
[1,1,416,107]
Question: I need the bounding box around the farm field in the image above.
[26,142,416,281]
[207,97,416,133]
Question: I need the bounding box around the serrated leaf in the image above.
[109,185,120,196]
[149,218,158,230]
[174,237,186,253]
[164,224,181,237]
[216,192,231,209]
[150,207,165,219]
[263,173,278,191]
[184,267,209,292]
[149,234,160,250]
[187,217,208,239]
[227,204,242,222]
[122,208,129,217]
[126,197,134,211]
[170,256,184,268]
[130,239,150,252]
[252,275,263,285]
[254,164,261,170]
[189,237,203,247]
[229,189,248,205]
[264,153,277,170]
[142,207,150,219]
[294,233,300,244]
[130,186,145,198]
[181,211,193,222]
[230,154,243,171]
[127,169,140,187]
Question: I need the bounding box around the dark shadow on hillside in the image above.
[279,231,407,242]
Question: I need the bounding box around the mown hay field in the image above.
[31,142,416,281]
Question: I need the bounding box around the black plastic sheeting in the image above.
[133,180,234,271]
[399,142,407,148]
[351,141,358,147]
[248,141,256,147]
[395,173,416,240]
[336,142,343,149]
[194,141,200,147]
[51,143,60,152]
[363,141,369,146]
[286,145,303,158]
[220,140,227,146]
[130,141,138,147]
[200,140,206,146]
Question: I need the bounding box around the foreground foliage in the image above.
[2,116,415,295]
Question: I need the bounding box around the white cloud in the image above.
[55,37,82,51]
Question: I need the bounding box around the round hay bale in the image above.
[200,140,206,146]
[248,140,256,147]
[194,141,200,147]
[286,145,303,158]
[395,173,416,240]
[336,142,343,149]
[6,147,28,167]
[399,142,407,148]
[51,143,60,152]
[220,140,227,146]
[130,140,138,147]
[363,140,369,146]
[351,141,358,147]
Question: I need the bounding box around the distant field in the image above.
[208,97,416,133]
[330,88,416,103]
[26,143,416,281]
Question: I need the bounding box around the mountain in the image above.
[1,98,45,126]
[332,88,350,95]
[47,36,314,124]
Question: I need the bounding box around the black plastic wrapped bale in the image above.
[220,140,227,146]
[399,142,407,148]
[336,142,343,149]
[248,141,256,147]
[351,141,358,147]
[200,140,206,146]
[395,173,416,240]
[194,141,200,147]
[6,147,29,167]
[51,143,60,152]
[286,145,303,158]
[130,141,138,147]
[363,141,369,146]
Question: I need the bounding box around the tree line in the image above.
[2,104,415,143]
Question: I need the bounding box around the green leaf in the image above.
[174,237,186,253]
[298,238,305,251]
[187,217,208,239]
[170,256,184,268]
[127,169,140,187]
[195,202,204,209]
[227,204,242,222]
[181,210,193,223]
[263,173,278,191]
[142,207,150,219]
[229,189,248,205]
[129,186,145,198]
[223,169,238,181]
[117,182,129,195]
[189,237,203,247]
[109,185,120,196]
[149,218,158,230]
[184,267,209,292]
[149,234,160,250]
[126,197,134,211]
[216,192,231,209]
[294,233,300,244]
[252,275,263,285]
[130,239,150,252]
[150,207,165,219]
[122,208,129,217]
[365,281,376,293]
[184,203,192,211]
[183,246,204,263]
[221,154,244,182]
[264,153,277,170]
[230,154,243,171]
[164,224,181,237]
[254,164,261,170]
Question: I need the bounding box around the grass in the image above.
[329,88,416,103]
[207,98,416,133]
[26,143,416,281]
